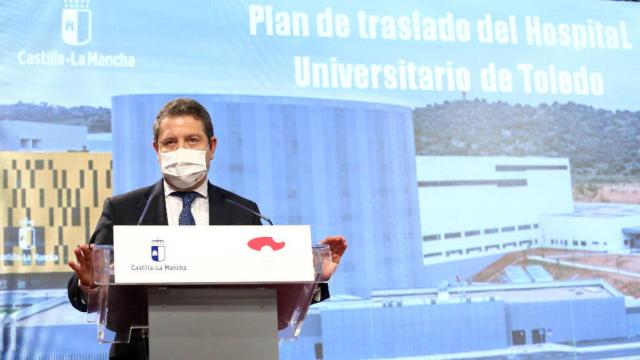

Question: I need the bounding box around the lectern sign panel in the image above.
[113,225,314,284]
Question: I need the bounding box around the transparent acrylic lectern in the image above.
[88,244,331,360]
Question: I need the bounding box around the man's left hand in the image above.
[319,235,348,280]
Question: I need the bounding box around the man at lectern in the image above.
[66,98,347,359]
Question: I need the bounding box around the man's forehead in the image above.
[158,115,206,134]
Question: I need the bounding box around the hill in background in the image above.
[0,102,110,133]
[414,100,640,185]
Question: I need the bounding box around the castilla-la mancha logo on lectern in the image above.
[151,239,166,262]
[61,0,92,46]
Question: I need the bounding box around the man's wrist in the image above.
[78,277,95,289]
[78,278,97,302]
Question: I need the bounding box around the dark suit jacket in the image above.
[67,180,329,324]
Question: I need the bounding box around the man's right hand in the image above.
[68,244,95,288]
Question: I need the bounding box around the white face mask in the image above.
[160,148,208,190]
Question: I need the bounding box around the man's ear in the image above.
[208,137,217,160]
[153,141,160,161]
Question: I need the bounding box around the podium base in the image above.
[148,287,278,360]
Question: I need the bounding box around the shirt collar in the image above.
[163,177,209,199]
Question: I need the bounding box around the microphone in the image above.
[224,197,273,225]
[137,192,157,225]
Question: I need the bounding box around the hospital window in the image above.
[423,234,441,242]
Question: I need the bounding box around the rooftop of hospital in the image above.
[317,280,620,310]
[547,202,640,219]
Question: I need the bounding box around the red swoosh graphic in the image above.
[248,237,285,252]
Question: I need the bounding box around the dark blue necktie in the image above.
[171,192,199,225]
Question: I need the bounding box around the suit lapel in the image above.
[208,182,230,225]
[139,180,168,226]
